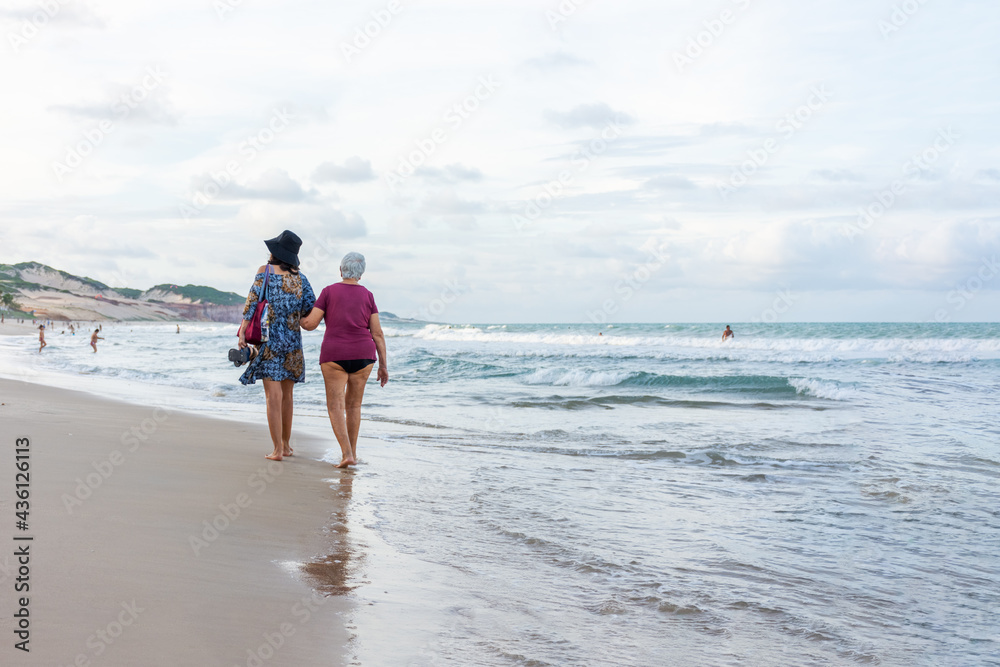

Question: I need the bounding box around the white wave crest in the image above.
[523,368,634,387]
[789,378,856,401]
[409,325,1000,363]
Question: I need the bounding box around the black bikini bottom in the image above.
[329,359,376,374]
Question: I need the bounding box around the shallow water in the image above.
[2,322,998,665]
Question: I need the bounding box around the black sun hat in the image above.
[264,230,302,267]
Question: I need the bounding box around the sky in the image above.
[1,0,999,323]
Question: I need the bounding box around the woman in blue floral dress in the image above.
[237,230,316,461]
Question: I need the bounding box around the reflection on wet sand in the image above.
[304,470,360,596]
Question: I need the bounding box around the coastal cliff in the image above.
[0,262,245,322]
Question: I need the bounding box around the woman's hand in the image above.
[377,366,389,387]
[238,321,248,349]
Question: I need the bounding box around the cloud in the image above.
[0,3,105,28]
[524,52,592,70]
[193,169,317,202]
[644,175,697,191]
[318,210,367,239]
[973,169,1000,184]
[810,169,866,183]
[50,95,178,126]
[544,102,635,130]
[420,190,486,216]
[312,156,375,183]
[413,163,484,184]
[698,123,753,137]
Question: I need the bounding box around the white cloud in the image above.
[312,156,375,183]
[413,163,483,184]
[544,102,636,130]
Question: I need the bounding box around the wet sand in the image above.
[0,320,44,336]
[0,378,352,666]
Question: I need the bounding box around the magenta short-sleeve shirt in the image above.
[314,283,379,363]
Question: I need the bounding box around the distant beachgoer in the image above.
[237,230,315,461]
[90,329,104,352]
[176,324,180,334]
[38,325,46,352]
[722,325,734,341]
[69,323,75,335]
[301,252,388,469]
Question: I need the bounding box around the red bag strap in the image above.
[262,264,271,302]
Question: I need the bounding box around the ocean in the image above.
[1,321,998,666]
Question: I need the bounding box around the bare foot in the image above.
[283,447,294,457]
[334,457,356,468]
[265,452,283,461]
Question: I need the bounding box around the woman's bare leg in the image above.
[321,363,354,467]
[280,379,294,456]
[262,379,285,460]
[345,364,374,459]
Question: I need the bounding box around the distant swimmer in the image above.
[38,325,46,353]
[722,325,734,341]
[176,324,181,334]
[90,328,104,353]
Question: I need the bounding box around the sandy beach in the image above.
[0,377,352,667]
[0,320,44,337]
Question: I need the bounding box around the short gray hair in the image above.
[340,252,366,280]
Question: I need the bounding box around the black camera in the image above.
[228,347,253,367]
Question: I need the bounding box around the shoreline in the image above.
[0,378,353,666]
[0,320,240,338]
[0,320,42,336]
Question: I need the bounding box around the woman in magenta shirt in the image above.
[302,252,388,467]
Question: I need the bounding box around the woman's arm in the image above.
[300,307,325,331]
[369,313,388,386]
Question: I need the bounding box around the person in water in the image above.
[237,230,316,461]
[301,252,388,469]
[90,329,104,352]
[38,325,46,353]
[722,325,734,341]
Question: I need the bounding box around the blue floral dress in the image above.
[239,270,315,385]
